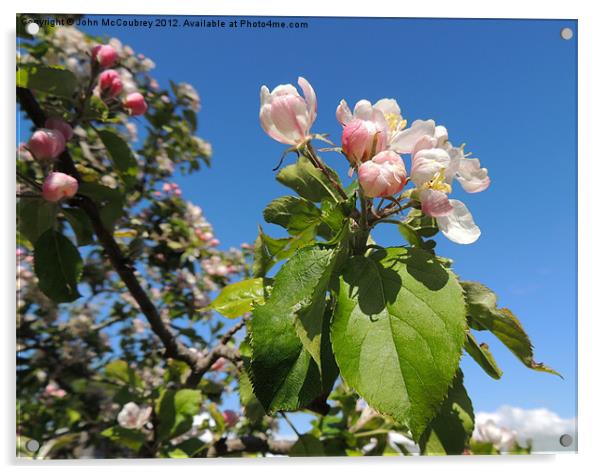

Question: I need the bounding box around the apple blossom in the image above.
[222,409,239,428]
[28,128,65,161]
[474,419,517,450]
[44,117,73,141]
[91,44,118,68]
[42,172,79,202]
[336,99,388,165]
[400,126,489,244]
[445,145,491,193]
[259,76,317,146]
[43,382,66,398]
[123,92,148,116]
[117,402,152,430]
[412,154,481,245]
[358,150,407,198]
[98,69,123,98]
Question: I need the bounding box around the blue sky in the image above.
[74,16,577,433]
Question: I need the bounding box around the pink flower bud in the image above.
[28,129,65,161]
[259,77,317,145]
[98,69,123,98]
[42,172,78,202]
[358,151,407,198]
[123,92,148,116]
[210,357,227,371]
[44,117,73,141]
[342,118,387,166]
[208,238,220,247]
[91,44,118,68]
[222,410,239,428]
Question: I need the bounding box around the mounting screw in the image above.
[559,433,573,447]
[560,27,574,40]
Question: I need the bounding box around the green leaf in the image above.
[238,370,266,425]
[293,240,349,368]
[263,196,322,236]
[331,247,467,439]
[170,438,205,458]
[319,196,354,240]
[461,281,560,376]
[209,278,270,318]
[17,198,57,245]
[397,222,423,248]
[419,370,475,455]
[17,65,77,98]
[33,230,82,303]
[155,389,202,442]
[82,95,110,121]
[276,156,340,202]
[104,359,143,387]
[63,207,94,246]
[251,226,314,277]
[77,182,124,230]
[290,434,326,457]
[249,244,343,412]
[101,427,146,451]
[464,331,503,380]
[182,110,197,132]
[404,209,439,238]
[96,129,139,189]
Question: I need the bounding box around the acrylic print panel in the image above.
[16,14,577,458]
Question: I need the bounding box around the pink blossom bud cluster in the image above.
[162,182,182,196]
[25,117,79,203]
[258,78,492,245]
[201,256,239,277]
[43,382,67,399]
[92,44,148,116]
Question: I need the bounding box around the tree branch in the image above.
[184,316,248,387]
[206,434,294,457]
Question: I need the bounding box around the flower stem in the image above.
[304,141,348,202]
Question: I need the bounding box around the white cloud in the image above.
[475,405,577,453]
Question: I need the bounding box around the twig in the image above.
[304,141,348,201]
[184,316,249,388]
[279,412,301,438]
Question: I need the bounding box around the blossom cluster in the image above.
[259,77,491,244]
[23,43,151,204]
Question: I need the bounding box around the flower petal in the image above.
[410,148,450,186]
[298,76,317,126]
[260,85,272,107]
[336,99,353,125]
[389,119,436,154]
[374,98,401,116]
[456,158,491,193]
[420,189,453,217]
[353,99,375,121]
[259,104,295,145]
[436,199,481,244]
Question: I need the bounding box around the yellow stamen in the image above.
[384,112,407,132]
[426,170,452,194]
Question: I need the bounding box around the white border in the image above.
[3,1,600,473]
